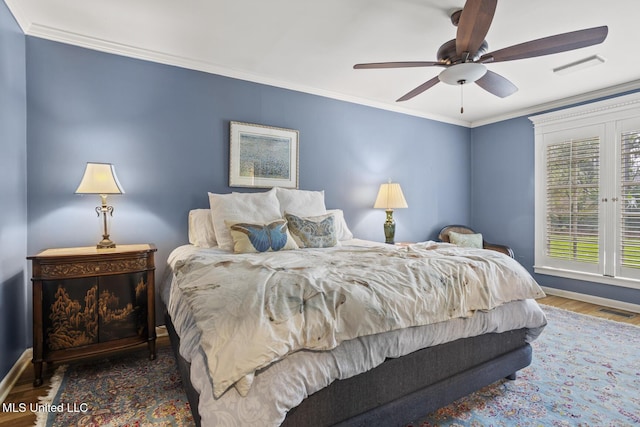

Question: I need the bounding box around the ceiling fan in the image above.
[354,0,608,109]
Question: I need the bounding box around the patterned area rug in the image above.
[35,306,639,427]
[409,304,640,426]
[36,345,193,427]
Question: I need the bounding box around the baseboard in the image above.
[542,287,640,313]
[0,348,32,404]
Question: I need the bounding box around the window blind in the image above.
[620,130,640,269]
[545,137,600,263]
[532,92,640,288]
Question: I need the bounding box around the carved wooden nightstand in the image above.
[28,244,157,386]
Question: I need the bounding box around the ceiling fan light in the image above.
[439,63,487,85]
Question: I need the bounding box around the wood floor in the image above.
[1,297,637,427]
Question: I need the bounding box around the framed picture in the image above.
[229,121,299,189]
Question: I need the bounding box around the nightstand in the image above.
[28,244,157,386]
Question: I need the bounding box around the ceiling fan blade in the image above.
[479,26,608,63]
[475,70,518,98]
[456,0,498,58]
[354,61,444,69]
[396,76,440,102]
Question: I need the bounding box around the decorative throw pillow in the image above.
[285,212,337,248]
[275,187,327,217]
[209,189,282,251]
[449,231,483,249]
[225,219,299,253]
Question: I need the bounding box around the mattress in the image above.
[161,240,547,427]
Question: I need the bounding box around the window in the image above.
[617,119,640,281]
[545,135,600,264]
[531,92,640,290]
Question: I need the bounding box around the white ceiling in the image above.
[6,0,640,127]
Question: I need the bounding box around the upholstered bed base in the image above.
[165,312,531,427]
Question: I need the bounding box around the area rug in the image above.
[408,304,640,427]
[35,345,193,427]
[35,306,639,427]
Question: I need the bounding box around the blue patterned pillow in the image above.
[284,212,337,248]
[225,219,299,253]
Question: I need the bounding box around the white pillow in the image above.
[327,209,354,241]
[209,189,282,252]
[275,187,326,217]
[188,209,217,247]
[449,231,483,248]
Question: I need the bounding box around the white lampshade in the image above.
[374,182,408,209]
[75,163,125,195]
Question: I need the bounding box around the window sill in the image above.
[534,266,640,290]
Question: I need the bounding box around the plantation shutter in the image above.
[619,129,640,270]
[545,137,600,263]
[533,93,640,288]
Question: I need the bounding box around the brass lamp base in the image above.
[96,195,116,249]
[97,238,116,249]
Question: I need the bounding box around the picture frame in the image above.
[229,121,299,189]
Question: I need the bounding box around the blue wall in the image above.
[25,37,471,325]
[0,1,28,381]
[470,117,535,266]
[471,115,640,305]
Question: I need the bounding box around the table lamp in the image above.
[75,162,125,248]
[374,180,408,244]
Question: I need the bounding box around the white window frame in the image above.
[537,125,604,276]
[531,92,640,290]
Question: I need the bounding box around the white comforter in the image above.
[170,240,545,398]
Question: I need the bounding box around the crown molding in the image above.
[471,80,640,128]
[528,90,640,126]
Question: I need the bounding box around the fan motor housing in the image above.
[437,39,488,64]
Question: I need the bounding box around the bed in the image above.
[161,188,547,427]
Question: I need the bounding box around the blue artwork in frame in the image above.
[229,121,299,189]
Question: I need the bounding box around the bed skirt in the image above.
[165,312,531,427]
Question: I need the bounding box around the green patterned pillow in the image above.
[448,231,483,248]
[284,212,338,248]
[225,219,299,253]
